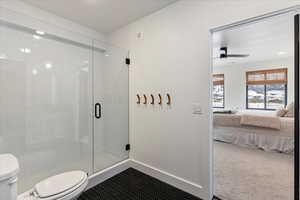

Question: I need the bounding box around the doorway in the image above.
[210,9,299,200]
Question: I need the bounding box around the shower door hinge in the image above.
[125,58,130,65]
[125,144,130,151]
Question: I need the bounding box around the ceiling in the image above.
[22,0,178,33]
[213,13,294,67]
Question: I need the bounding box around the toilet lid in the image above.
[34,171,87,198]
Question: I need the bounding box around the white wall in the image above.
[0,0,105,44]
[214,57,294,110]
[107,1,300,199]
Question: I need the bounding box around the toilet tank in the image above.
[0,154,19,200]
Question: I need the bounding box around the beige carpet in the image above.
[214,141,294,200]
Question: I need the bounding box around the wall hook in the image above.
[150,94,155,105]
[158,94,162,105]
[136,94,141,104]
[143,94,147,104]
[166,93,171,105]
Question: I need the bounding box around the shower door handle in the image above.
[95,103,102,119]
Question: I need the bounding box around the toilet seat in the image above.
[26,171,88,200]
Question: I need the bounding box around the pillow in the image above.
[275,107,287,117]
[285,102,294,117]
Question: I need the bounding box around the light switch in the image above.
[192,103,202,115]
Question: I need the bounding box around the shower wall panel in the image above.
[0,8,93,193]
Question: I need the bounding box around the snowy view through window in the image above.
[247,84,286,109]
[213,85,224,108]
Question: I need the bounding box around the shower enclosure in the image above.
[0,7,129,194]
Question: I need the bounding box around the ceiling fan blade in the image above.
[227,54,249,57]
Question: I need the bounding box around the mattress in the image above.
[213,110,294,153]
[213,110,294,137]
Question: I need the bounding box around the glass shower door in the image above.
[93,41,129,173]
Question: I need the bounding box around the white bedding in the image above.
[213,110,294,153]
[214,127,294,153]
[214,110,294,137]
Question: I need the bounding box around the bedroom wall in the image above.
[213,57,294,110]
[107,1,300,199]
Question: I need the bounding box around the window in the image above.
[246,68,287,110]
[213,74,225,108]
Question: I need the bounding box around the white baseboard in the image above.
[86,159,204,199]
[129,159,204,198]
[86,159,130,190]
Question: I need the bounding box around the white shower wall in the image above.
[0,18,93,193]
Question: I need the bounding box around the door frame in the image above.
[209,5,300,200]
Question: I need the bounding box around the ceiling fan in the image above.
[217,47,249,59]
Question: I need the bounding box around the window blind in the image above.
[246,68,287,85]
[213,74,224,86]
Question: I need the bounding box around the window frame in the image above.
[246,68,288,110]
[213,74,225,108]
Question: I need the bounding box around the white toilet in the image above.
[0,154,88,200]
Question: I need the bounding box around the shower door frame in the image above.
[0,6,130,194]
[209,6,300,200]
[0,12,129,177]
[91,41,130,175]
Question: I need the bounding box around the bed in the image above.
[213,110,294,153]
